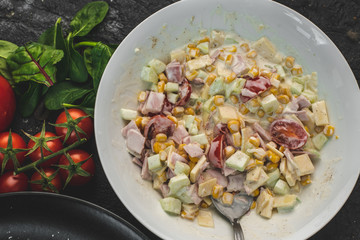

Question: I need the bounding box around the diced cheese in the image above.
[148,58,166,74]
[273,194,299,213]
[256,189,274,219]
[170,49,186,63]
[266,142,284,157]
[190,134,209,145]
[174,161,190,176]
[198,178,217,197]
[292,154,315,176]
[252,37,278,62]
[312,100,329,126]
[168,174,190,195]
[147,154,162,172]
[312,132,328,150]
[218,105,238,123]
[244,167,269,194]
[140,66,158,83]
[187,55,213,71]
[197,210,214,228]
[120,108,138,120]
[160,197,182,215]
[210,30,225,47]
[225,150,250,172]
[190,155,207,183]
[261,94,279,113]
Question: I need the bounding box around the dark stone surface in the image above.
[0,0,359,239]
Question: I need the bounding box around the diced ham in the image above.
[160,184,170,198]
[144,115,176,139]
[193,161,210,183]
[141,91,165,115]
[166,61,182,83]
[170,152,188,167]
[171,125,189,144]
[184,143,204,158]
[222,165,237,177]
[192,77,205,85]
[210,50,221,63]
[204,169,228,187]
[232,54,249,75]
[166,167,176,179]
[208,134,225,169]
[284,148,300,176]
[226,174,246,192]
[126,129,145,157]
[183,136,191,144]
[162,97,174,115]
[141,155,152,181]
[132,157,142,167]
[241,88,257,98]
[283,110,309,122]
[294,95,311,110]
[252,122,272,142]
[189,184,202,205]
[121,120,140,137]
[176,79,192,106]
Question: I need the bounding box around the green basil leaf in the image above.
[38,26,55,46]
[67,36,88,83]
[6,42,64,87]
[81,91,96,107]
[19,82,42,117]
[70,1,109,37]
[0,57,12,83]
[0,40,18,59]
[44,81,91,110]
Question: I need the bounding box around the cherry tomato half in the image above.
[0,132,27,170]
[270,119,308,149]
[58,149,95,186]
[27,132,63,168]
[0,171,28,193]
[55,109,94,145]
[0,76,16,132]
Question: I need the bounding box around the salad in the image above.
[120,30,334,227]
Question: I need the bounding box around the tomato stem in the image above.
[14,138,87,174]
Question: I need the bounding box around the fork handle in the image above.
[233,220,245,240]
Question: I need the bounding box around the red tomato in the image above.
[0,76,16,132]
[55,109,94,145]
[27,132,63,168]
[270,119,308,149]
[30,168,62,193]
[0,132,27,170]
[58,149,95,186]
[0,171,28,193]
[208,134,225,169]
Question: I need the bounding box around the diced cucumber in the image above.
[160,197,182,215]
[148,154,162,172]
[274,65,286,79]
[190,133,209,145]
[290,81,303,95]
[188,122,198,135]
[312,132,328,150]
[202,96,214,113]
[225,150,250,172]
[273,194,299,213]
[184,115,195,129]
[274,179,290,195]
[224,37,239,44]
[148,58,166,74]
[175,187,193,204]
[165,82,179,93]
[261,94,279,113]
[141,66,158,83]
[174,161,190,176]
[225,78,245,99]
[120,108,138,120]
[197,42,209,54]
[209,77,225,96]
[167,93,179,104]
[168,174,190,195]
[265,168,281,188]
[189,92,200,106]
[301,89,317,103]
[197,70,208,80]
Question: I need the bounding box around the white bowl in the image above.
[95,0,360,239]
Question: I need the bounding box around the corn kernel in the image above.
[275,104,284,114]
[189,47,200,58]
[212,184,224,199]
[245,160,256,171]
[159,150,167,161]
[141,117,150,129]
[251,188,260,197]
[257,109,265,118]
[214,95,225,106]
[279,85,291,98]
[249,98,260,108]
[304,126,310,134]
[156,133,167,142]
[224,45,237,52]
[225,72,237,83]
[266,188,274,196]
[271,73,280,81]
[239,104,249,115]
[195,117,202,129]
[158,73,168,83]
[247,59,257,66]
[277,94,290,104]
[221,192,234,205]
[260,69,272,79]
[269,87,279,96]
[210,105,217,112]
[164,140,175,148]
[205,65,216,72]
[279,146,285,152]
[180,153,188,159]
[198,36,210,43]
[266,150,281,163]
[172,106,184,116]
[137,91,147,103]
[225,54,234,66]
[250,201,256,209]
[300,175,312,186]
[188,161,196,171]
[255,159,264,166]
[224,146,236,159]
[153,142,166,153]
[227,120,240,133]
[240,43,250,52]
[135,116,142,128]
[249,136,260,147]
[158,80,165,93]
[285,56,295,68]
[185,107,195,115]
[218,52,225,61]
[267,117,275,123]
[178,144,186,151]
[188,43,197,48]
[158,171,167,182]
[246,50,257,59]
[291,65,303,76]
[167,115,178,126]
[248,65,259,78]
[323,125,335,137]
[266,162,279,172]
[181,210,196,220]
[206,73,217,85]
[230,95,239,104]
[232,132,242,148]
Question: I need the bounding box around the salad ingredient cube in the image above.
[218,105,238,123]
[187,55,213,71]
[170,49,186,63]
[210,30,225,47]
[168,174,190,195]
[197,210,214,228]
[120,108,138,120]
[252,37,278,63]
[190,155,207,183]
[273,194,299,213]
[167,93,179,104]
[312,132,328,150]
[312,100,329,126]
[190,133,209,145]
[160,197,182,215]
[265,168,281,188]
[165,82,179,93]
[290,81,304,95]
[256,189,274,219]
[141,66,158,83]
[225,150,250,172]
[244,167,269,194]
[209,77,225,96]
[198,178,217,197]
[148,154,162,172]
[197,42,209,54]
[174,161,190,176]
[261,94,279,113]
[292,154,314,176]
[148,58,166,74]
[274,179,290,195]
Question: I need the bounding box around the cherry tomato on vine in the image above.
[0,76,16,132]
[58,149,95,186]
[27,131,63,168]
[54,108,93,145]
[0,131,27,171]
[0,171,28,193]
[30,168,62,193]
